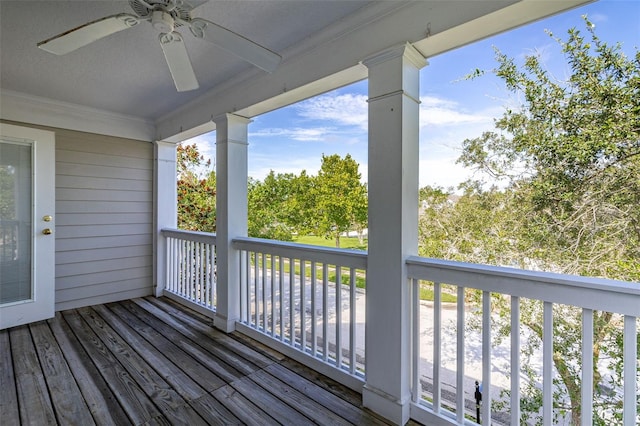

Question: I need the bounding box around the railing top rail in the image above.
[233,236,367,269]
[161,228,217,244]
[406,256,640,316]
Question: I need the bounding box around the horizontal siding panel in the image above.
[56,201,151,214]
[56,255,152,278]
[57,175,152,191]
[55,278,151,303]
[56,149,152,170]
[56,245,151,264]
[56,234,152,251]
[56,188,152,202]
[55,286,153,312]
[57,162,152,181]
[55,135,152,159]
[56,224,152,239]
[56,267,151,290]
[49,125,154,309]
[55,213,151,226]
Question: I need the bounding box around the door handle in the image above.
[42,228,53,235]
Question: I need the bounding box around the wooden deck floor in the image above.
[0,296,405,425]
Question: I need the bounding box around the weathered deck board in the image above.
[2,297,398,425]
[10,325,57,425]
[103,303,228,393]
[0,329,19,422]
[48,311,131,425]
[29,321,96,425]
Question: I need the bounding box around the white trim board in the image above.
[0,90,156,142]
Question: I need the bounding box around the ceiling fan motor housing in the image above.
[151,10,175,33]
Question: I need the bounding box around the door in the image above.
[0,123,55,329]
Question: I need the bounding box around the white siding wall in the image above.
[54,128,153,310]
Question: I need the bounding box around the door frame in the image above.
[0,123,55,329]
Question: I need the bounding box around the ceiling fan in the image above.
[37,0,281,92]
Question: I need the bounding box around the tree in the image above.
[248,171,313,240]
[420,18,639,424]
[310,154,368,247]
[177,143,216,232]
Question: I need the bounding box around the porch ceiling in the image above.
[0,0,370,120]
[0,0,592,141]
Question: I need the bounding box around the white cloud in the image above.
[248,154,321,181]
[182,133,215,160]
[420,156,474,191]
[419,96,494,127]
[249,127,337,142]
[296,93,368,130]
[587,12,608,23]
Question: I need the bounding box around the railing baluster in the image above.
[262,252,267,332]
[336,265,342,369]
[323,263,329,362]
[311,261,317,357]
[349,268,356,374]
[543,301,553,426]
[271,255,276,337]
[623,315,637,426]
[238,249,244,321]
[166,237,173,293]
[482,290,492,426]
[279,256,285,341]
[456,285,465,423]
[252,251,258,328]
[180,239,186,296]
[412,278,420,403]
[245,250,251,323]
[202,241,206,303]
[433,282,442,413]
[510,296,520,426]
[289,257,295,347]
[301,259,307,352]
[581,308,593,426]
[188,240,194,300]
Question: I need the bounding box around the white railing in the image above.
[162,229,217,315]
[406,256,640,426]
[233,237,367,390]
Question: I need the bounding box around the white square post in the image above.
[154,141,178,297]
[214,113,250,332]
[362,43,426,424]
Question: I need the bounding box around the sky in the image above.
[187,0,640,191]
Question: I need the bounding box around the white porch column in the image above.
[362,43,426,424]
[214,113,250,333]
[153,141,178,297]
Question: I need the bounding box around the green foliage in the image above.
[311,154,368,247]
[421,18,639,424]
[247,154,368,248]
[248,170,314,240]
[0,166,15,219]
[177,143,216,232]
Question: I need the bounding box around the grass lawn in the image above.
[293,235,368,251]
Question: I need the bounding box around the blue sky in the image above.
[189,0,639,190]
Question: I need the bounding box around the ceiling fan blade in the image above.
[38,14,140,55]
[159,32,199,92]
[190,18,281,73]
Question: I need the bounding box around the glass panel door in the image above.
[0,140,32,304]
[1,123,54,330]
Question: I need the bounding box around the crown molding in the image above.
[0,90,156,141]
